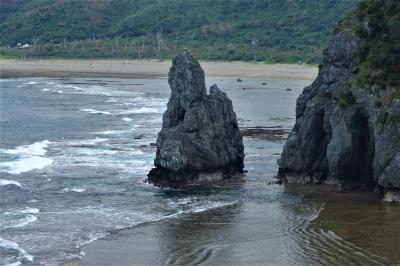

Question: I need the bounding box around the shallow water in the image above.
[0,77,398,265]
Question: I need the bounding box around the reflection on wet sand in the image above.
[286,185,399,265]
[160,203,242,265]
[78,184,398,265]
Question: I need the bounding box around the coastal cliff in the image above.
[278,0,400,202]
[148,49,244,187]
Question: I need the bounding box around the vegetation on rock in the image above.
[339,91,356,109]
[350,0,400,89]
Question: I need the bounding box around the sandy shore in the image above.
[67,189,399,266]
[0,59,317,80]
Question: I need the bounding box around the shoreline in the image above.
[0,58,317,80]
[69,187,399,266]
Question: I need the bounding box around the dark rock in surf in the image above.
[278,30,400,202]
[148,49,244,188]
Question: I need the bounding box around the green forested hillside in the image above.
[353,0,400,88]
[0,0,358,63]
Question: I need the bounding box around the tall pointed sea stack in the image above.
[148,49,244,187]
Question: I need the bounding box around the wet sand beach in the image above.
[0,59,317,80]
[74,187,399,266]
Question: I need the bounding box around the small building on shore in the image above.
[17,43,30,49]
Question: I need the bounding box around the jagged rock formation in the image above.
[148,49,244,187]
[278,29,400,202]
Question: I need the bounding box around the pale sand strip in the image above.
[0,59,317,80]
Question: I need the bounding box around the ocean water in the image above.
[0,77,398,265]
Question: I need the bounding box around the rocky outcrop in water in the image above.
[148,49,244,187]
[278,29,400,202]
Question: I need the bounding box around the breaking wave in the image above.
[80,108,112,115]
[0,140,53,174]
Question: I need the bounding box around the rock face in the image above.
[148,49,244,187]
[278,31,400,202]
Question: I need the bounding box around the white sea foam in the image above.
[0,141,53,174]
[41,88,63,94]
[96,130,125,135]
[118,107,161,114]
[63,85,83,91]
[139,116,162,125]
[130,96,145,101]
[69,156,146,169]
[4,208,39,215]
[68,199,237,253]
[106,98,118,103]
[0,179,21,187]
[5,261,22,266]
[307,204,325,222]
[20,208,40,214]
[0,156,53,175]
[79,232,109,247]
[6,215,38,228]
[192,201,238,213]
[132,124,145,128]
[143,98,168,107]
[119,97,167,108]
[61,84,114,96]
[80,108,111,115]
[72,208,180,248]
[0,237,33,262]
[63,187,87,193]
[27,199,38,203]
[1,140,50,156]
[74,148,118,156]
[130,150,145,156]
[88,87,144,97]
[82,85,111,96]
[68,137,108,146]
[122,117,132,122]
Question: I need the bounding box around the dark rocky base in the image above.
[277,171,400,203]
[147,165,244,189]
[382,189,400,203]
[277,169,376,191]
[277,170,378,190]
